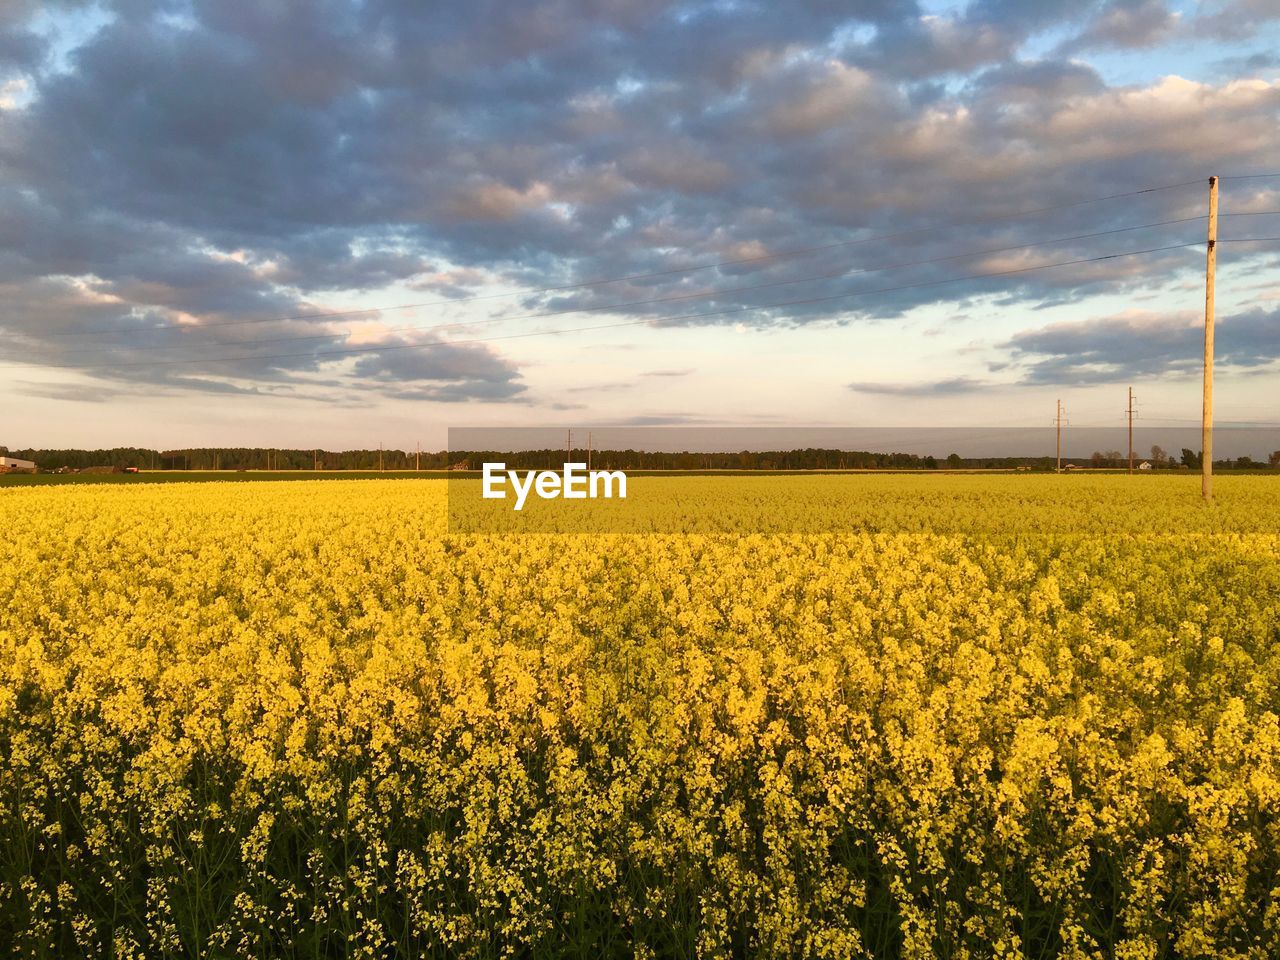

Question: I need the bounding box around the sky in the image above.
[0,0,1277,452]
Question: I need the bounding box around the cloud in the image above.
[1212,51,1280,76]
[443,179,556,223]
[12,380,122,402]
[1004,307,1280,384]
[347,338,527,401]
[1192,0,1280,41]
[0,0,1275,409]
[1057,0,1180,54]
[598,414,716,426]
[848,376,990,396]
[555,369,691,395]
[565,380,637,393]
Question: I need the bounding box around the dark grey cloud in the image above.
[848,376,990,396]
[0,26,42,70]
[1211,51,1280,76]
[598,414,718,426]
[1004,307,1280,384]
[972,60,1107,100]
[0,0,1276,402]
[566,380,636,393]
[13,380,123,402]
[1192,0,1280,41]
[149,375,283,396]
[1056,0,1179,54]
[348,338,526,401]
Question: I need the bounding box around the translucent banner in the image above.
[445,427,1280,535]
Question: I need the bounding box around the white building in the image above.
[0,456,36,470]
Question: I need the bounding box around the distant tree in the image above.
[1270,450,1280,468]
[1237,455,1255,469]
[946,453,962,468]
[1181,448,1201,469]
[1150,445,1168,466]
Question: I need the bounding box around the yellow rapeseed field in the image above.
[1,476,1279,959]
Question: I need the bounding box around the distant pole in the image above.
[587,431,592,472]
[416,441,421,472]
[314,449,319,471]
[1126,386,1135,475]
[1202,175,1218,501]
[1055,399,1063,473]
[379,443,383,472]
[566,429,572,464]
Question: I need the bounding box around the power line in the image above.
[31,177,1211,340]
[2,241,1212,373]
[23,215,1225,360]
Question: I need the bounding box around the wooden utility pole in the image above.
[1055,399,1065,473]
[416,441,421,472]
[587,431,592,472]
[378,443,384,472]
[566,429,572,463]
[1126,387,1136,475]
[1202,175,1218,501]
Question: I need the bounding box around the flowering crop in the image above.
[1,477,1278,959]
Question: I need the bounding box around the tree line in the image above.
[3,446,949,471]
[1087,446,1280,469]
[5,445,1277,472]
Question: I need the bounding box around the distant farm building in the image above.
[1138,461,1153,471]
[0,456,36,472]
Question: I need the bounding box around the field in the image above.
[1,476,1278,959]
[0,469,1078,489]
[0,471,458,486]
